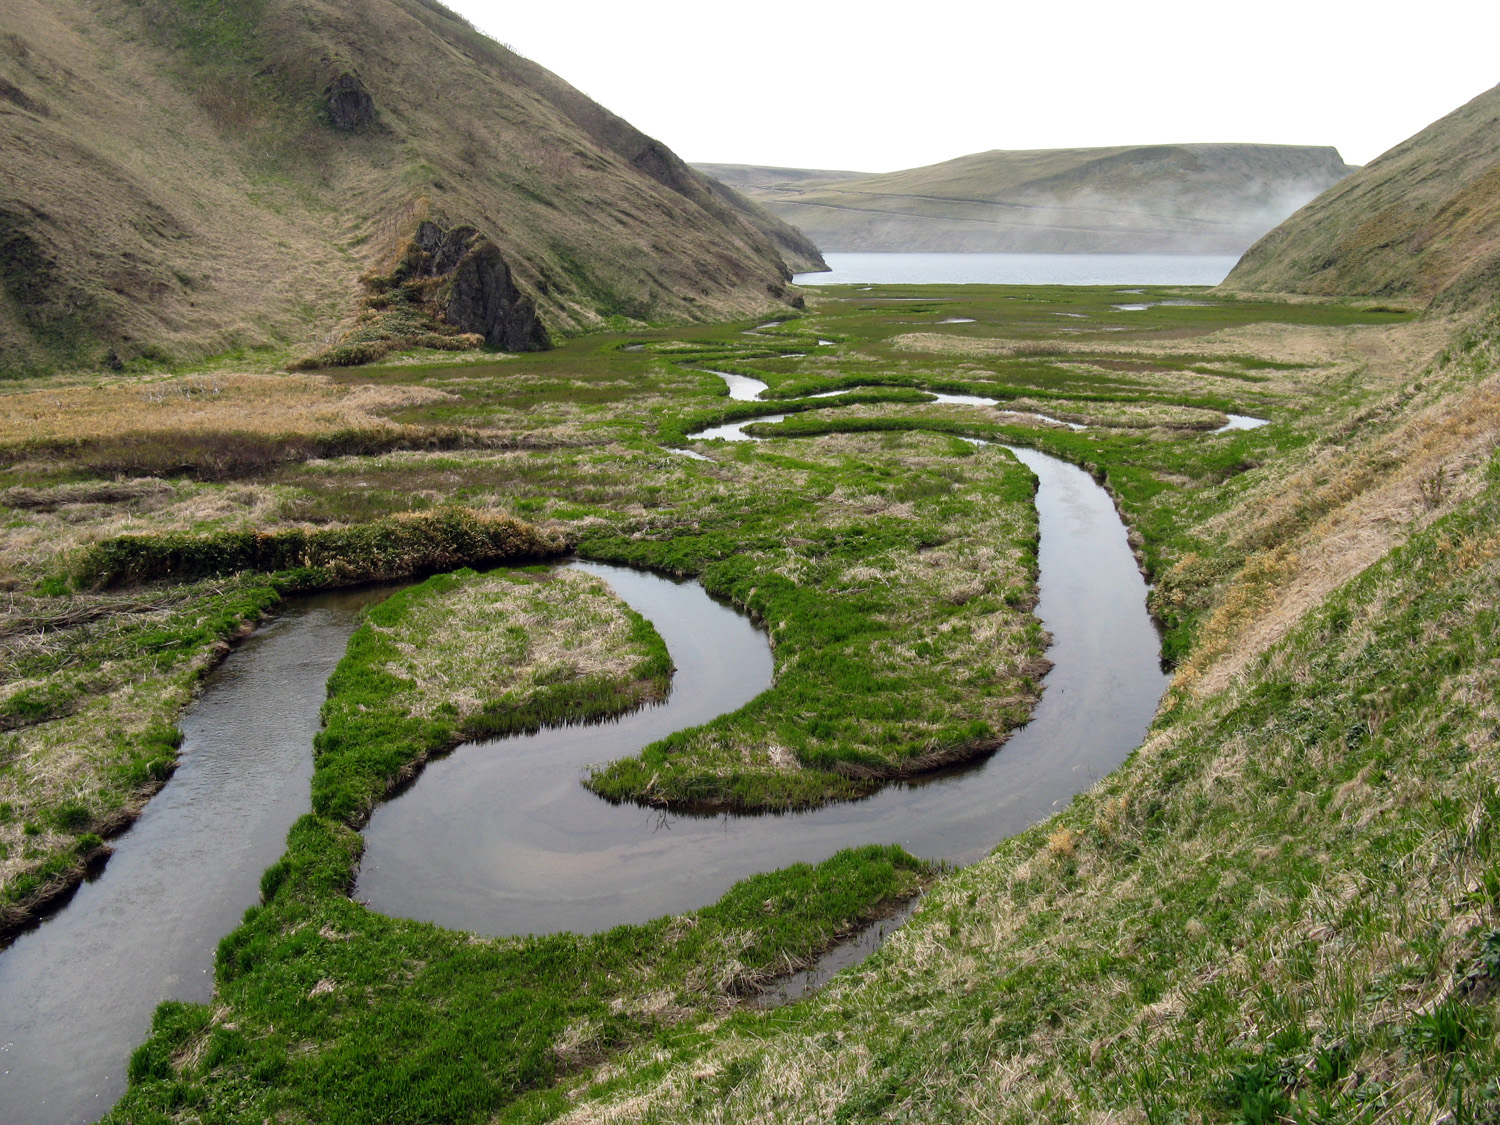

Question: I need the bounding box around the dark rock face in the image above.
[445,241,549,351]
[400,221,549,351]
[410,221,473,275]
[326,72,376,131]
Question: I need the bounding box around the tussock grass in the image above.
[554,319,1500,1125]
[0,577,284,938]
[580,431,1047,810]
[75,507,562,589]
[0,372,517,479]
[0,373,454,445]
[311,565,670,826]
[106,561,930,1123]
[377,567,669,725]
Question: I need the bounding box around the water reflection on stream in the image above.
[358,439,1167,937]
[0,587,394,1125]
[1,373,1175,1122]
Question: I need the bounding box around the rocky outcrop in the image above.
[294,218,548,368]
[402,221,548,351]
[325,72,375,131]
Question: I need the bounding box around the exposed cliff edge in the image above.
[1223,83,1500,309]
[0,0,821,375]
[295,215,551,368]
[702,145,1355,255]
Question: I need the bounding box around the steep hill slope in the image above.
[713,144,1354,254]
[1225,83,1500,307]
[693,163,870,193]
[0,0,810,375]
[697,176,829,274]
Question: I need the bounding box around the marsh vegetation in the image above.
[5,278,1499,1123]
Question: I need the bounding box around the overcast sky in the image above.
[445,0,1498,172]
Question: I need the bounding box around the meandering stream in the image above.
[0,587,396,1125]
[356,430,1167,935]
[0,374,1172,1124]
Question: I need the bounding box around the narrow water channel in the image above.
[1,385,1171,1121]
[0,587,393,1125]
[357,441,1167,937]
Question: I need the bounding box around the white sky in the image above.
[445,0,1499,172]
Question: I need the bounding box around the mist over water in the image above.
[795,252,1240,286]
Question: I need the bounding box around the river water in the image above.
[357,441,1167,936]
[795,252,1239,286]
[0,366,1172,1123]
[0,588,393,1125]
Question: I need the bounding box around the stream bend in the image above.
[0,378,1171,1124]
[356,440,1168,937]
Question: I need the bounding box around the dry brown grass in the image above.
[0,372,455,446]
[0,584,256,894]
[1176,357,1500,701]
[380,568,663,722]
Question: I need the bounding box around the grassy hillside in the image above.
[75,284,1500,1123]
[694,163,870,192]
[553,301,1500,1125]
[712,144,1354,254]
[699,176,829,274]
[0,0,814,376]
[1225,83,1500,308]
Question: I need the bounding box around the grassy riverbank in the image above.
[108,563,930,1123]
[0,575,282,937]
[0,509,561,939]
[557,314,1500,1124]
[308,564,672,824]
[0,286,1432,919]
[5,281,1491,1120]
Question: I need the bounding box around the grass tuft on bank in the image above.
[107,563,932,1124]
[309,565,671,825]
[75,507,563,589]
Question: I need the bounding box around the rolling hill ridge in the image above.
[1224,81,1500,308]
[0,0,824,375]
[701,144,1355,255]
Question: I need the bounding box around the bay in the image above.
[794,251,1240,286]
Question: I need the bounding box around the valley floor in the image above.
[1,283,1496,1122]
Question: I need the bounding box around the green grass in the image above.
[308,565,671,825]
[75,507,563,589]
[111,842,928,1125]
[557,380,1500,1125]
[575,432,1046,810]
[0,577,287,937]
[8,278,1486,1121]
[105,562,933,1123]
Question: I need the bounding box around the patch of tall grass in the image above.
[75,507,563,589]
